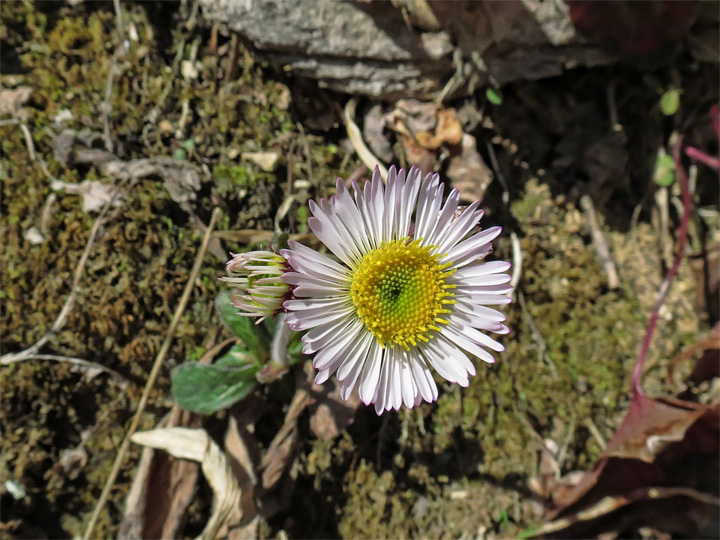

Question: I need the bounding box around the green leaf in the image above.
[215,343,256,367]
[215,291,271,360]
[486,88,503,105]
[171,347,259,414]
[660,88,681,116]
[173,147,187,161]
[653,151,676,187]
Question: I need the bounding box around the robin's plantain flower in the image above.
[280,166,512,414]
[223,250,290,324]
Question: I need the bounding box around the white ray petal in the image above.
[313,320,366,371]
[449,321,505,352]
[409,352,437,403]
[359,342,383,404]
[284,304,355,331]
[425,190,463,248]
[422,338,470,386]
[283,240,350,277]
[399,355,416,408]
[453,301,506,322]
[302,316,356,354]
[397,167,421,237]
[384,166,398,241]
[444,226,503,264]
[440,326,497,364]
[414,173,443,242]
[307,215,355,267]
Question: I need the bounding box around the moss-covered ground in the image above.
[1,2,716,539]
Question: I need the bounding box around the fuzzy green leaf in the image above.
[215,291,271,360]
[171,347,259,414]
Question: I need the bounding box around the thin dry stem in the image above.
[579,194,620,289]
[1,354,129,388]
[82,207,221,540]
[344,99,388,181]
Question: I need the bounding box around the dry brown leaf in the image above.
[399,133,436,172]
[363,104,394,163]
[446,133,494,202]
[536,486,720,538]
[119,411,202,540]
[224,415,258,519]
[537,347,720,540]
[396,106,463,152]
[260,388,309,491]
[132,428,243,540]
[308,378,361,441]
[120,340,240,539]
[435,108,463,146]
[668,323,720,387]
[103,158,201,206]
[52,131,202,208]
[390,99,439,134]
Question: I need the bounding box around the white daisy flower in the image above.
[280,166,512,414]
[223,250,290,324]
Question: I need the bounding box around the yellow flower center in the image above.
[350,238,455,350]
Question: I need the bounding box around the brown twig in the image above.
[83,207,222,540]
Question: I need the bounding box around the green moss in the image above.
[213,163,259,194]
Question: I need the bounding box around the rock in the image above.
[198,0,619,100]
[242,151,280,172]
[23,226,44,245]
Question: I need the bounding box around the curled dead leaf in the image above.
[120,410,202,540]
[132,427,243,540]
[414,108,463,150]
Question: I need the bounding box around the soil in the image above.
[1,2,718,539]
